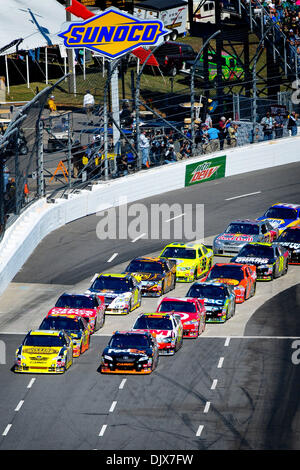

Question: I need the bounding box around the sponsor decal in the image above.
[58,7,167,59]
[23,347,60,354]
[279,242,300,249]
[185,156,226,187]
[204,298,224,305]
[235,257,269,264]
[264,219,285,228]
[217,234,254,242]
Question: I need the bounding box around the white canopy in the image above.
[0,0,68,55]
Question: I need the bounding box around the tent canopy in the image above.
[0,0,68,55]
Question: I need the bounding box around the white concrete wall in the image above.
[0,135,299,296]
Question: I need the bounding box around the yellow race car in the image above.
[159,242,214,282]
[14,330,73,374]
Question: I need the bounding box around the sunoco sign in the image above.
[58,7,168,59]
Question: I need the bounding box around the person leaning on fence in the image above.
[207,126,220,152]
[200,123,211,154]
[227,122,238,148]
[218,116,227,151]
[287,111,298,136]
[260,112,274,140]
[83,90,95,125]
[274,111,285,138]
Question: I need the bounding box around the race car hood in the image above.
[210,278,240,286]
[21,346,62,366]
[131,273,164,282]
[48,307,97,318]
[215,233,257,243]
[167,258,196,268]
[232,255,274,266]
[87,289,130,305]
[171,311,199,323]
[144,329,172,342]
[104,347,150,360]
[106,292,132,308]
[202,298,225,309]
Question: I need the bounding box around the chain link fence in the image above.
[1,48,299,240]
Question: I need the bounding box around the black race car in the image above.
[273,226,300,265]
[231,242,289,281]
[100,330,159,374]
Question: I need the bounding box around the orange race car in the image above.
[201,262,257,303]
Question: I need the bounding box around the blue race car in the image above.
[257,203,300,234]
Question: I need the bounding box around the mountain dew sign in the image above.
[185,155,226,187]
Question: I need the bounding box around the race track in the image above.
[0,162,300,451]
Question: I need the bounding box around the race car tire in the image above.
[284,261,288,275]
[161,281,165,295]
[194,269,198,281]
[252,282,256,296]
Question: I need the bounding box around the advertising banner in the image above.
[185,155,227,187]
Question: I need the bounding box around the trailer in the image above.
[133,0,188,42]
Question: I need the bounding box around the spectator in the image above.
[287,110,298,135]
[274,111,285,138]
[139,130,150,168]
[218,116,227,151]
[179,139,192,158]
[83,90,95,125]
[207,126,220,152]
[227,122,239,147]
[164,140,177,164]
[48,95,57,114]
[200,124,211,154]
[261,111,274,140]
[116,153,128,176]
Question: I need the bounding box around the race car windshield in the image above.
[134,316,173,330]
[277,229,300,242]
[263,207,298,220]
[23,335,65,347]
[91,276,132,292]
[55,294,95,309]
[207,265,244,281]
[225,223,259,235]
[187,284,226,300]
[160,247,196,259]
[109,334,149,349]
[158,300,196,313]
[126,260,164,274]
[238,245,274,258]
[39,317,82,331]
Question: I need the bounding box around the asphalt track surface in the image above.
[0,162,300,451]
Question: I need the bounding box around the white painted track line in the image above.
[2,424,12,436]
[225,191,261,201]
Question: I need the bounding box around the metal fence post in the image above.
[37,118,44,198]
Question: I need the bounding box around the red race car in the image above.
[202,262,256,303]
[156,297,206,338]
[52,293,105,333]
